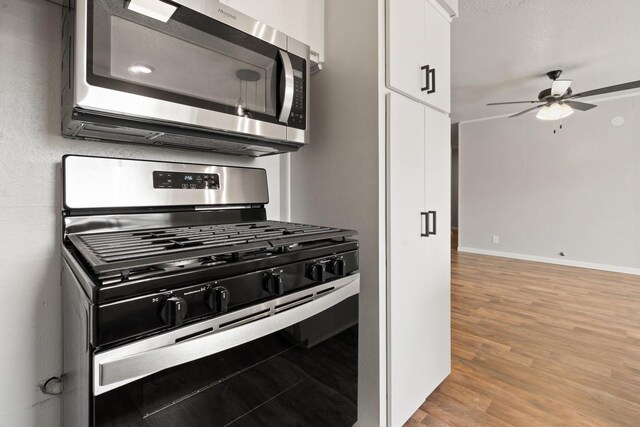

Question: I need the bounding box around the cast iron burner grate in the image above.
[67,221,355,275]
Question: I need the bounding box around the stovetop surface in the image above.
[68,220,356,276]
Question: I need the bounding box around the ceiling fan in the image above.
[487,70,640,120]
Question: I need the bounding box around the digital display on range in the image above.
[153,171,220,190]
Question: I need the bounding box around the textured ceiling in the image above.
[452,0,640,122]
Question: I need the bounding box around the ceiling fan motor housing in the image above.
[546,70,563,81]
[538,87,572,102]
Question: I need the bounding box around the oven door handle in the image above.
[93,274,360,395]
[278,50,295,123]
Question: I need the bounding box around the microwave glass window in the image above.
[90,0,279,119]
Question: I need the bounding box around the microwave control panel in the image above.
[153,171,220,190]
[288,55,307,130]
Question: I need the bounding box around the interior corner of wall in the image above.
[279,153,291,222]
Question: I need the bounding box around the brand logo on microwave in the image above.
[218,8,237,20]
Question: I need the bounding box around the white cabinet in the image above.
[387,92,451,427]
[387,2,452,424]
[387,0,451,112]
[220,0,325,67]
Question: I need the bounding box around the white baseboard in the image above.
[457,246,640,276]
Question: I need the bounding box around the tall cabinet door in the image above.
[421,106,451,398]
[387,93,429,427]
[388,94,451,426]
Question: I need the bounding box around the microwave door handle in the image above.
[278,50,295,123]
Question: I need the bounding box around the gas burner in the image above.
[152,257,227,273]
[156,257,212,269]
[156,258,200,269]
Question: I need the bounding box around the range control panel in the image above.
[153,171,220,190]
[95,250,359,346]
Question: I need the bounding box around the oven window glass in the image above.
[94,299,358,427]
[89,0,280,124]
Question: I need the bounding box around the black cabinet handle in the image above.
[428,210,436,235]
[421,211,437,237]
[421,212,429,237]
[428,68,436,94]
[421,65,436,94]
[421,65,430,92]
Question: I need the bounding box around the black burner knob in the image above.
[263,272,285,296]
[327,259,347,277]
[306,262,326,282]
[206,286,229,314]
[159,296,188,327]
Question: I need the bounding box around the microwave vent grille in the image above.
[155,134,279,154]
[83,124,150,139]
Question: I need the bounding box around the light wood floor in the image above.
[406,231,640,426]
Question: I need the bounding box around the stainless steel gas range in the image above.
[61,155,359,427]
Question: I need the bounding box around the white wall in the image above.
[0,1,284,425]
[459,95,640,274]
[289,0,383,425]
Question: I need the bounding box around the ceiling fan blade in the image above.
[487,101,543,106]
[572,80,640,98]
[508,105,544,118]
[551,79,572,96]
[564,101,597,111]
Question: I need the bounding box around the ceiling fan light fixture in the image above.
[536,103,574,121]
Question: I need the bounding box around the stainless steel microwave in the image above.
[61,0,310,157]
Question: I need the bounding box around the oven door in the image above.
[92,275,359,427]
[75,0,307,142]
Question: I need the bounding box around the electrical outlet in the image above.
[492,235,499,244]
